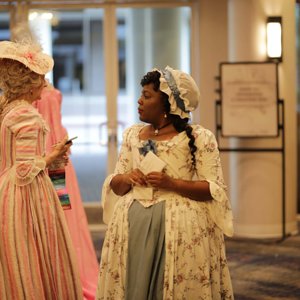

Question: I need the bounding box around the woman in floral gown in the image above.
[0,40,82,299]
[97,66,234,299]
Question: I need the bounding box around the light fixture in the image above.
[29,11,53,21]
[266,16,282,62]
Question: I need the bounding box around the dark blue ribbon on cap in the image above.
[161,68,190,113]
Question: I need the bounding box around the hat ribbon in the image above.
[161,68,189,113]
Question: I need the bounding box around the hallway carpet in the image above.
[92,221,300,299]
[226,231,300,300]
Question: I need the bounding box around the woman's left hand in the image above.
[146,171,173,189]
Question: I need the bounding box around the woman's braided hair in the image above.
[140,70,197,168]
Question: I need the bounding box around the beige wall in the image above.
[197,0,297,237]
[195,0,231,190]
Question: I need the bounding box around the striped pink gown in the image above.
[0,100,83,300]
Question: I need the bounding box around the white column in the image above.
[197,0,230,196]
[104,6,119,174]
[130,8,185,123]
[10,2,29,36]
[228,0,297,238]
[150,8,181,69]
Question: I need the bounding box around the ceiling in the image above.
[0,0,192,8]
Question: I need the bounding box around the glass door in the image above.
[0,12,10,41]
[115,6,191,134]
[26,3,192,203]
[30,8,108,203]
[55,9,107,203]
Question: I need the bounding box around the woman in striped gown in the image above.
[0,40,83,300]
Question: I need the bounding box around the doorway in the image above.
[2,2,194,203]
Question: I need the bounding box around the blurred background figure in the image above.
[34,84,99,300]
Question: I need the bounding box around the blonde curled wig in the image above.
[0,58,44,114]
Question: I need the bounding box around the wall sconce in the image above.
[266,16,282,62]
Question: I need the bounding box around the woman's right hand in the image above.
[110,168,147,196]
[124,168,147,187]
[45,136,72,167]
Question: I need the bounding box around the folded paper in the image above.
[132,152,167,200]
[139,151,166,174]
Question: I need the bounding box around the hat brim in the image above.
[0,41,54,75]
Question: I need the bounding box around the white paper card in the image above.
[139,151,166,175]
[132,186,153,200]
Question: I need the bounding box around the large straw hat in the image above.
[0,40,53,75]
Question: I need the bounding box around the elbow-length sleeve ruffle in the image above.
[194,126,234,236]
[6,108,46,186]
[101,125,135,224]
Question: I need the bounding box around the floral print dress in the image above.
[97,123,234,300]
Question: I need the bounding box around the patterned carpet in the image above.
[91,221,300,299]
[226,225,300,300]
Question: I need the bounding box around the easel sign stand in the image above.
[215,62,287,242]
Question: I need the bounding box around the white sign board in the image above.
[221,62,278,137]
